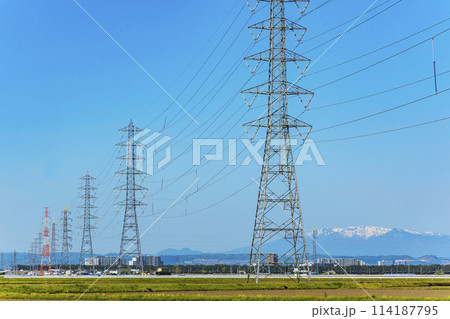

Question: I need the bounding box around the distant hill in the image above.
[158,248,204,256]
[4,226,449,269]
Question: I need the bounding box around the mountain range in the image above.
[3,226,449,267]
[226,226,450,257]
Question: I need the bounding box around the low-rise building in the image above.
[85,256,126,266]
[128,255,163,267]
[317,258,365,267]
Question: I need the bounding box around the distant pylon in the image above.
[40,207,51,276]
[38,231,43,256]
[30,236,38,271]
[242,0,313,282]
[116,120,147,273]
[313,227,318,274]
[51,220,58,267]
[79,173,97,271]
[12,250,17,275]
[60,207,72,270]
[28,246,33,270]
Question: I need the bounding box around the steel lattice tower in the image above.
[30,236,38,271]
[116,120,147,273]
[242,0,313,282]
[28,246,33,270]
[51,219,58,267]
[79,174,97,271]
[36,232,43,272]
[60,206,73,270]
[12,250,17,275]
[312,227,318,274]
[40,207,51,276]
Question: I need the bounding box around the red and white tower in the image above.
[40,207,52,276]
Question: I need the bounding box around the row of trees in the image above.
[14,264,450,275]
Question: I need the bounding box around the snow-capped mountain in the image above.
[311,226,449,256]
[227,226,450,257]
[317,226,392,239]
[316,226,443,239]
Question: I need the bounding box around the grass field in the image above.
[1,276,450,301]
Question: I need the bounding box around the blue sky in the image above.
[1,0,449,254]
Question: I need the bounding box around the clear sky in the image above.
[1,0,449,254]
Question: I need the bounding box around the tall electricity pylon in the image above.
[40,207,51,276]
[79,174,97,271]
[60,207,73,270]
[51,220,58,267]
[242,0,313,282]
[116,120,147,273]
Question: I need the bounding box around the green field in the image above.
[1,277,450,301]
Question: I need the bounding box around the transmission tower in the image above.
[12,250,17,275]
[79,173,97,271]
[116,119,147,273]
[313,227,318,274]
[51,219,58,267]
[242,0,313,282]
[40,207,51,276]
[28,248,32,270]
[60,207,73,270]
[30,237,37,271]
[34,232,42,272]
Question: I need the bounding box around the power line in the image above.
[156,4,268,132]
[133,0,244,121]
[143,2,249,130]
[300,0,392,44]
[301,0,405,55]
[305,18,449,77]
[309,70,450,110]
[301,0,335,18]
[312,87,450,133]
[316,115,450,143]
[312,29,450,91]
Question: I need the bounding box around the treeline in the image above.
[16,264,450,275]
[333,264,450,275]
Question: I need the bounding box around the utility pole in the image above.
[28,248,32,271]
[116,120,147,274]
[51,219,58,267]
[12,250,17,275]
[37,231,43,271]
[313,227,318,275]
[40,207,51,276]
[33,236,39,272]
[242,0,313,283]
[60,207,73,271]
[30,237,37,272]
[79,174,97,272]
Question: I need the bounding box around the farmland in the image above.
[1,276,450,301]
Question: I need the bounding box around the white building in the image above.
[128,255,163,267]
[85,256,126,266]
[317,258,366,267]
